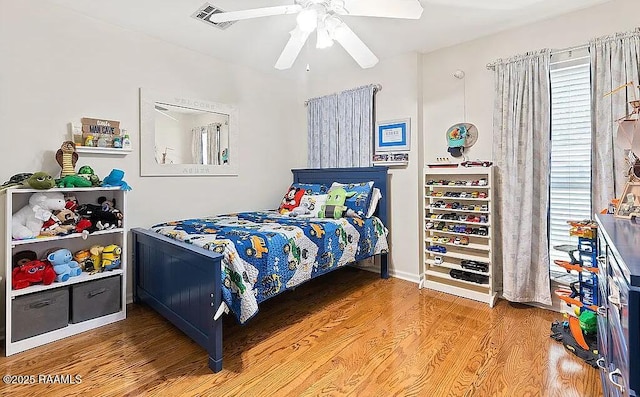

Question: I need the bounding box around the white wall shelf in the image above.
[420,167,498,307]
[76,147,132,155]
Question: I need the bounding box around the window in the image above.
[548,50,592,277]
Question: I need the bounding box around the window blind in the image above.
[548,55,592,271]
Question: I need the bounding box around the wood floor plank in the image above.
[0,268,602,396]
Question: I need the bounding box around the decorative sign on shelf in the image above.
[74,118,128,149]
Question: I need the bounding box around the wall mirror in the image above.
[140,88,239,176]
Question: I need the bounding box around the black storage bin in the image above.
[70,276,121,323]
[12,288,69,342]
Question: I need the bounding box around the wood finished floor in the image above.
[1,268,601,397]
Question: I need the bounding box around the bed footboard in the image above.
[131,228,224,372]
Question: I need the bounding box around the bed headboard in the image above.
[291,167,389,226]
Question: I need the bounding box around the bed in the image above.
[131,167,389,372]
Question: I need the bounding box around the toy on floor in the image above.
[27,172,55,189]
[101,169,132,191]
[12,192,66,239]
[55,141,78,177]
[11,260,57,289]
[47,248,82,282]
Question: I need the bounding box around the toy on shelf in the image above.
[55,141,79,178]
[47,248,82,282]
[56,175,92,188]
[73,249,93,272]
[102,169,132,191]
[40,208,77,236]
[77,165,101,186]
[11,260,56,290]
[11,192,66,240]
[0,173,34,191]
[101,244,122,271]
[27,172,55,190]
[89,245,104,273]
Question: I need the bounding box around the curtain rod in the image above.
[304,84,382,106]
[486,44,590,70]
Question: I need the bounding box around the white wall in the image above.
[302,53,422,282]
[423,0,639,162]
[0,0,300,295]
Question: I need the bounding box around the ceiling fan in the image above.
[207,0,424,70]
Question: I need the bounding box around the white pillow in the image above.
[366,188,382,218]
[299,194,328,217]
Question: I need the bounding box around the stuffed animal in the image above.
[279,187,305,214]
[12,250,37,268]
[55,140,78,177]
[102,169,132,191]
[56,175,92,188]
[47,248,82,282]
[12,260,57,289]
[77,165,101,186]
[73,249,94,272]
[101,244,122,271]
[12,192,66,239]
[89,245,104,273]
[0,173,33,191]
[27,172,55,189]
[40,209,76,236]
[76,203,121,233]
[319,187,356,219]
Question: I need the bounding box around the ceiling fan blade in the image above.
[207,5,302,23]
[340,0,423,19]
[331,22,378,69]
[275,27,311,70]
[423,0,544,10]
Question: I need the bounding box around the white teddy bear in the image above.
[12,192,66,239]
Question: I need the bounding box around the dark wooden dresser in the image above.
[595,214,640,397]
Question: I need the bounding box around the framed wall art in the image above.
[375,118,411,153]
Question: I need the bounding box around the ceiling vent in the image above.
[192,3,236,30]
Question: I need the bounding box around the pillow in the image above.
[291,182,329,196]
[278,186,306,214]
[330,181,374,217]
[295,194,328,218]
[366,188,382,218]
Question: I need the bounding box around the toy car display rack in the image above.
[553,221,599,313]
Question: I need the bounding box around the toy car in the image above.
[427,245,447,253]
[434,256,443,264]
[461,160,493,167]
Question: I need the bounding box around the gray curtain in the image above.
[307,94,338,168]
[192,127,203,164]
[492,49,552,305]
[308,85,375,168]
[590,28,640,212]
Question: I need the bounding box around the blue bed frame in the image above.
[131,166,389,373]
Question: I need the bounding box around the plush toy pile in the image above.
[11,242,122,290]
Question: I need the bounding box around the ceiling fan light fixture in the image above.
[296,8,318,32]
[316,19,334,49]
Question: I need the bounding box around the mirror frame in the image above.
[140,88,239,176]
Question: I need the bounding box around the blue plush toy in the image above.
[102,169,132,191]
[47,248,82,282]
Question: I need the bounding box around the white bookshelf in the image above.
[419,167,498,307]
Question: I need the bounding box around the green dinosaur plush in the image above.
[319,187,356,219]
[56,175,92,188]
[77,165,101,186]
[27,172,55,189]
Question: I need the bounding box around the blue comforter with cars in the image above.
[151,211,388,324]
